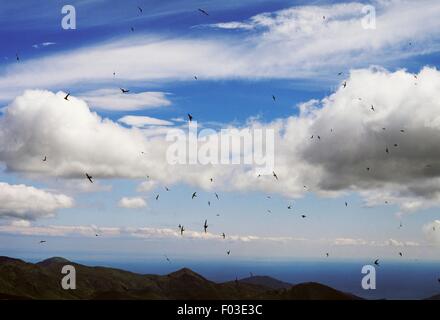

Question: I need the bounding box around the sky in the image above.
[0,0,440,263]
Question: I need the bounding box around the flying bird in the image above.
[386,147,389,154]
[221,233,225,239]
[338,72,343,76]
[155,194,160,200]
[400,129,405,133]
[272,95,276,102]
[371,105,375,111]
[85,173,93,183]
[394,144,398,147]
[42,156,47,162]
[180,225,185,236]
[267,209,272,214]
[208,201,211,206]
[165,187,170,191]
[227,250,231,255]
[345,202,348,207]
[366,167,370,171]
[215,193,219,200]
[137,6,143,13]
[203,219,208,233]
[399,252,403,257]
[198,8,209,16]
[326,253,329,257]
[342,81,347,88]
[120,88,130,93]
[39,240,46,244]
[164,255,171,263]
[273,171,278,180]
[301,215,306,218]
[287,204,293,210]
[374,259,380,266]
[194,76,198,80]
[16,53,19,61]
[64,93,70,101]
[130,27,135,32]
[192,192,197,199]
[188,113,193,122]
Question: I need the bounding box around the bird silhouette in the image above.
[394,144,398,147]
[326,253,329,257]
[180,225,185,236]
[272,95,276,102]
[399,252,403,257]
[371,105,375,111]
[386,147,389,154]
[221,233,226,239]
[338,72,343,76]
[400,129,405,133]
[64,93,70,101]
[227,250,231,255]
[208,201,211,206]
[287,204,292,209]
[39,240,46,244]
[188,113,193,122]
[374,259,380,266]
[155,194,160,200]
[130,27,135,32]
[345,202,348,207]
[194,76,198,80]
[301,215,306,218]
[164,255,171,263]
[137,6,143,13]
[203,219,208,233]
[165,187,170,191]
[273,171,278,180]
[85,173,93,183]
[42,156,47,162]
[198,8,209,16]
[16,53,19,61]
[343,81,347,88]
[192,192,197,199]
[120,88,130,93]
[366,167,370,171]
[215,193,219,200]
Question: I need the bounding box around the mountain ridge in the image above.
[0,256,364,300]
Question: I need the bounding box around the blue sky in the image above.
[0,0,440,263]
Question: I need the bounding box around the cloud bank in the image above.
[2,66,440,214]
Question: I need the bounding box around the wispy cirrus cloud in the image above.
[1,1,440,100]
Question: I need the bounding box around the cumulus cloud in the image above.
[118,115,174,127]
[0,182,74,220]
[1,1,440,99]
[3,66,440,214]
[118,197,147,209]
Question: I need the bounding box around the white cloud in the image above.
[79,88,171,111]
[423,220,440,245]
[118,115,173,127]
[137,180,157,192]
[4,66,440,214]
[1,1,440,99]
[118,197,147,209]
[0,182,74,220]
[32,42,56,49]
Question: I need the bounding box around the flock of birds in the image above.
[14,6,437,283]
